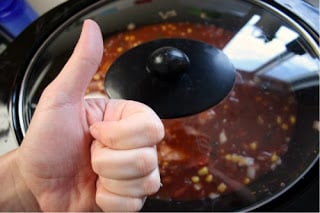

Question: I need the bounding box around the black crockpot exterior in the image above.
[0,0,318,211]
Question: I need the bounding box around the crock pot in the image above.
[0,0,319,211]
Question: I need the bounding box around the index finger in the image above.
[90,107,164,150]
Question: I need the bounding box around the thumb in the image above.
[49,19,103,101]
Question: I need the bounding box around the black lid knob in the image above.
[146,46,190,80]
[105,38,235,118]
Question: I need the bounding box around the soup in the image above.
[85,22,297,200]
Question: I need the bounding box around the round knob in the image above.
[105,38,235,118]
[146,46,190,79]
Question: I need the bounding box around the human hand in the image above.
[13,20,164,211]
[88,99,164,211]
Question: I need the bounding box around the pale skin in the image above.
[0,20,164,211]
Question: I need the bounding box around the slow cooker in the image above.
[0,0,319,211]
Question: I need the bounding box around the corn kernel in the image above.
[187,28,193,33]
[124,35,130,41]
[125,35,135,41]
[217,183,227,193]
[244,177,251,184]
[231,154,240,163]
[271,153,279,163]
[132,42,140,47]
[93,73,100,81]
[290,115,296,124]
[117,47,123,52]
[98,82,104,90]
[198,166,209,176]
[162,161,169,167]
[225,154,232,161]
[191,176,200,183]
[249,142,257,150]
[276,116,282,124]
[205,174,213,183]
[281,123,289,130]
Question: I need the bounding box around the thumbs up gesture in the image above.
[4,20,164,212]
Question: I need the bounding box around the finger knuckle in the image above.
[125,198,144,212]
[95,180,144,212]
[143,172,161,195]
[135,150,157,175]
[95,190,104,209]
[95,184,109,211]
[146,119,165,142]
[101,134,117,149]
[91,153,104,175]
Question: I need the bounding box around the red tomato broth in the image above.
[155,74,296,200]
[85,22,297,200]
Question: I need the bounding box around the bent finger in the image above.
[91,141,158,179]
[99,168,161,197]
[90,110,164,150]
[96,179,146,212]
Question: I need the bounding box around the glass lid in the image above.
[16,0,319,211]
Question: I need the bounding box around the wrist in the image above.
[0,149,40,211]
